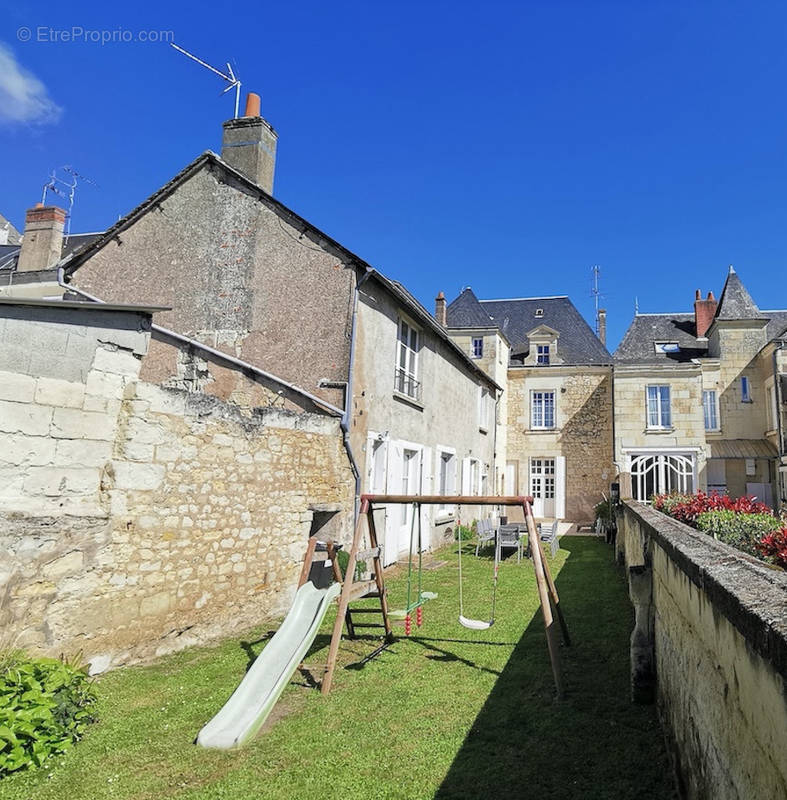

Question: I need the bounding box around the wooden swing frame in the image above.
[318,494,571,698]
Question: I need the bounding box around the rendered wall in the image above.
[617,501,787,800]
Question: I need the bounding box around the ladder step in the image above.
[362,590,385,599]
[347,607,385,614]
[350,623,387,629]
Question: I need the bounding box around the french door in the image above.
[630,453,694,501]
[530,457,556,518]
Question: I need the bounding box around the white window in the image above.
[646,385,671,429]
[655,342,680,354]
[437,450,456,514]
[536,344,550,365]
[530,458,556,499]
[631,453,694,501]
[531,390,555,429]
[395,318,420,400]
[480,466,489,496]
[702,390,719,431]
[401,448,418,522]
[465,457,480,496]
[741,376,751,403]
[478,387,490,431]
[370,438,387,493]
[472,337,483,358]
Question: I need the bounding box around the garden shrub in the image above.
[695,510,782,557]
[757,528,787,569]
[0,654,97,777]
[454,521,476,541]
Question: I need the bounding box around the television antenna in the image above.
[590,265,605,336]
[170,43,242,119]
[42,166,98,241]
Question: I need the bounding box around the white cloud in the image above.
[0,42,62,125]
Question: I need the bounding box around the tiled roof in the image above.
[0,232,103,274]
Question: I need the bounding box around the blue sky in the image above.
[3,1,787,348]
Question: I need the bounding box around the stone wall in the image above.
[616,501,787,800]
[0,303,354,672]
[506,367,613,522]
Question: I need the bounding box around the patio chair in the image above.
[539,520,559,558]
[498,523,523,563]
[474,518,497,557]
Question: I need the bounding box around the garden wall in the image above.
[0,302,354,672]
[616,500,787,800]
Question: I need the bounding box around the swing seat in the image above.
[459,615,494,631]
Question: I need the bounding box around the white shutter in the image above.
[555,456,566,520]
[461,457,471,495]
[383,442,404,566]
[420,447,432,551]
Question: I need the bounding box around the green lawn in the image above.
[0,536,675,800]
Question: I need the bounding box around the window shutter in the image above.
[555,456,566,520]
[461,457,471,495]
[420,447,432,550]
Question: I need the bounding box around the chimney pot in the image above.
[244,92,261,118]
[17,204,66,272]
[435,291,447,326]
[695,289,701,300]
[694,289,718,338]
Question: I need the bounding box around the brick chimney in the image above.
[221,92,278,194]
[17,203,66,272]
[598,308,607,346]
[694,289,718,338]
[435,291,447,326]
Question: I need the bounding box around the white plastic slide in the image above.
[197,580,342,749]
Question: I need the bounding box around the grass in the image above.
[0,536,675,800]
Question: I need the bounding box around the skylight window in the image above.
[654,342,680,354]
[535,308,544,318]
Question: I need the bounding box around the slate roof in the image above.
[614,313,709,364]
[446,291,612,365]
[715,266,765,320]
[0,214,21,246]
[615,267,787,364]
[445,288,496,328]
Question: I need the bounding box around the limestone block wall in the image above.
[506,367,613,522]
[616,501,787,800]
[0,304,354,672]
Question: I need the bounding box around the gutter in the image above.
[56,268,344,418]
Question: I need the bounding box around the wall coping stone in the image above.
[621,500,787,681]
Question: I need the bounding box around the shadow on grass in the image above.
[434,536,676,800]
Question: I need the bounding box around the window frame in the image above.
[478,386,490,432]
[531,389,556,430]
[741,375,752,403]
[436,447,457,516]
[395,317,421,401]
[646,385,672,430]
[471,337,483,359]
[702,389,720,432]
[536,344,550,365]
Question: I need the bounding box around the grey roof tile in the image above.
[715,266,765,320]
[614,313,709,363]
[446,288,496,328]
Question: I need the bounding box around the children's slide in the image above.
[197,580,342,749]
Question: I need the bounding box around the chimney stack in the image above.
[694,289,718,338]
[17,203,66,272]
[435,291,447,326]
[598,308,607,346]
[221,92,278,194]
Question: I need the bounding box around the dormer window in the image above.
[535,308,544,318]
[655,342,680,354]
[537,345,550,365]
[525,324,560,367]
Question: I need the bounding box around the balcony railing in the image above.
[394,368,422,402]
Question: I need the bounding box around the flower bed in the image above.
[652,491,787,569]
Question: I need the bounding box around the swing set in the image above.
[318,494,570,698]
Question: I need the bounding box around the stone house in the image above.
[3,94,498,566]
[614,266,787,509]
[443,288,614,524]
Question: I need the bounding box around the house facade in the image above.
[2,95,497,566]
[614,267,787,510]
[444,288,614,524]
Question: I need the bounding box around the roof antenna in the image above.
[41,166,98,242]
[170,43,243,119]
[590,265,605,335]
